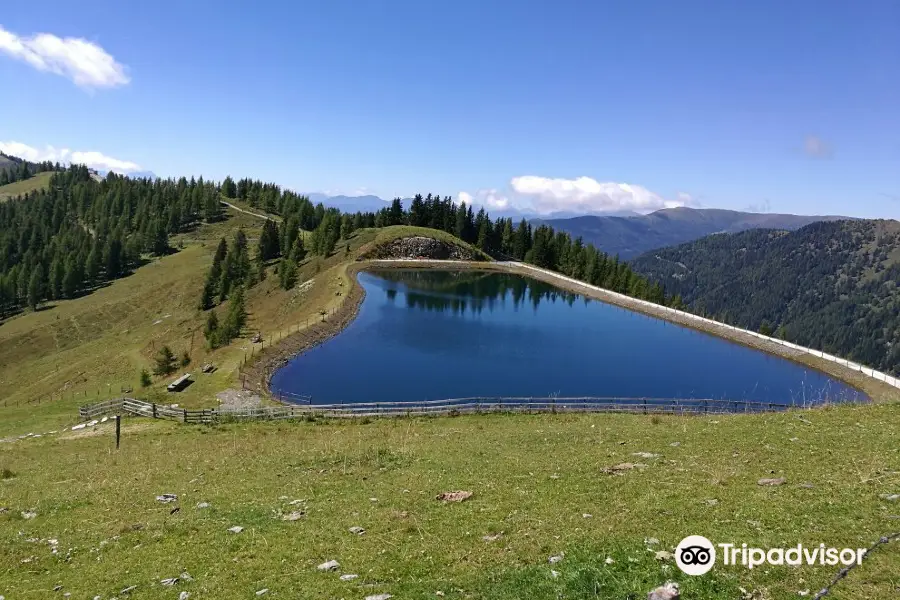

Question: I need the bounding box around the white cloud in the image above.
[0,141,142,173]
[0,25,129,88]
[458,189,510,210]
[803,135,832,159]
[509,175,688,214]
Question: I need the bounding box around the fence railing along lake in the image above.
[79,396,816,424]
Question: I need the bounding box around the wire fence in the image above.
[80,395,831,424]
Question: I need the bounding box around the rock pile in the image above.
[371,236,477,260]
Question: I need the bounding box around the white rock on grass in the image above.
[317,559,340,571]
[156,494,178,503]
[196,502,210,509]
[21,510,37,519]
[348,526,366,535]
[632,452,659,459]
[880,493,900,502]
[256,589,269,596]
[365,595,392,600]
[179,593,191,600]
[339,574,359,581]
[548,554,564,564]
[228,526,244,534]
[647,581,680,600]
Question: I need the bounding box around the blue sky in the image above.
[1,0,898,217]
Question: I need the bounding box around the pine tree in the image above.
[199,279,216,310]
[49,258,64,300]
[290,234,306,262]
[455,202,467,240]
[28,264,45,310]
[221,176,236,198]
[152,219,169,255]
[221,286,247,342]
[140,368,152,387]
[86,241,102,283]
[258,219,280,260]
[204,192,221,222]
[388,198,403,225]
[204,309,221,348]
[62,256,81,299]
[279,258,297,290]
[152,345,177,376]
[105,238,123,279]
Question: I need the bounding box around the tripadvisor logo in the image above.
[675,535,868,575]
[676,535,716,575]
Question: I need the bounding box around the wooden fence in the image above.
[79,395,812,424]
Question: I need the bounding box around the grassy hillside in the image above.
[0,210,375,435]
[539,207,849,259]
[0,171,54,200]
[631,219,900,375]
[2,405,899,599]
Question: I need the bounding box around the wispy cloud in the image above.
[803,135,833,159]
[0,25,129,89]
[0,141,141,173]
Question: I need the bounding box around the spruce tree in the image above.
[279,258,297,290]
[28,264,45,310]
[204,309,220,348]
[152,345,177,376]
[290,234,306,262]
[221,176,236,198]
[49,258,64,300]
[222,286,247,342]
[86,241,102,283]
[258,219,280,260]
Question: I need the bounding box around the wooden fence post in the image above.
[152,403,157,419]
[183,408,188,423]
[115,415,121,449]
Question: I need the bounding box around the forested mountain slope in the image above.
[630,220,900,375]
[538,207,849,259]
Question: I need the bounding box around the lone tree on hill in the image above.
[153,345,177,376]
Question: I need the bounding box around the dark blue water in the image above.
[270,269,866,407]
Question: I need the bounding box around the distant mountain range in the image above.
[306,193,394,213]
[629,219,900,375]
[536,207,852,259]
[305,193,642,221]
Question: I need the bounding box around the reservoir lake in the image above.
[269,269,867,407]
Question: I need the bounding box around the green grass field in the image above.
[1,406,898,598]
[0,171,55,200]
[1,210,898,599]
